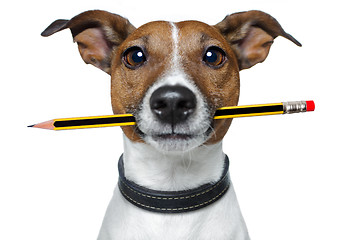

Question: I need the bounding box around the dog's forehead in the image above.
[125,21,172,44]
[123,20,226,48]
[176,20,226,43]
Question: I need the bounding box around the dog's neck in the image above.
[123,136,225,191]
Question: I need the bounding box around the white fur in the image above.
[98,21,250,240]
[170,22,180,68]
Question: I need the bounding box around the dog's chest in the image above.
[97,185,249,240]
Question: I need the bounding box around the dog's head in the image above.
[42,10,300,152]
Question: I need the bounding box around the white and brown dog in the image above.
[42,10,300,240]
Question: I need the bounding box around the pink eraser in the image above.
[306,100,315,111]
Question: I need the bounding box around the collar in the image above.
[118,154,231,213]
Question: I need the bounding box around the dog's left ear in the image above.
[41,10,136,74]
[214,10,301,70]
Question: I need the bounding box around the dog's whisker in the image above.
[186,151,193,172]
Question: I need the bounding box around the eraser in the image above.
[306,100,315,111]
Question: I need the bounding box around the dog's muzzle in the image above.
[135,83,212,151]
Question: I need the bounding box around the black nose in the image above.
[150,85,197,125]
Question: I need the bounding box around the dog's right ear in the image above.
[41,10,136,74]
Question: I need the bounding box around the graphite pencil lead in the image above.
[27,124,35,128]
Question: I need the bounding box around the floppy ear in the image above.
[41,10,136,74]
[214,10,301,70]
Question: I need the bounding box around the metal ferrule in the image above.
[283,101,307,114]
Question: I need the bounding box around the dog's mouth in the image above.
[153,133,193,140]
[134,120,214,152]
[153,124,214,140]
[135,128,193,140]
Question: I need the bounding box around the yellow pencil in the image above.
[28,100,314,130]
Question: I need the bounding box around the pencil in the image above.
[28,100,315,130]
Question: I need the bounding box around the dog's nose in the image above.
[150,85,197,125]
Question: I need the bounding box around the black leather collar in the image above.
[118,154,231,213]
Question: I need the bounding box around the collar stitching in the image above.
[119,172,229,200]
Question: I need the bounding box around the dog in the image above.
[41,10,300,240]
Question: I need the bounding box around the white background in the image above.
[1,0,359,239]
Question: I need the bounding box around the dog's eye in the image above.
[123,47,146,68]
[203,47,226,67]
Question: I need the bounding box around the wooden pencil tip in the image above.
[29,120,55,130]
[28,124,35,128]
